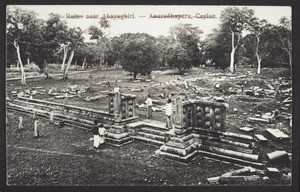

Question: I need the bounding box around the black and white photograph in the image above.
[4,4,297,188]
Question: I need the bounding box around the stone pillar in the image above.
[191,102,197,127]
[108,93,114,114]
[210,108,216,131]
[174,96,185,135]
[113,91,122,124]
[50,111,54,124]
[18,116,23,129]
[125,99,129,119]
[131,98,136,117]
[34,120,39,137]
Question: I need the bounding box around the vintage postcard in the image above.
[5,4,294,188]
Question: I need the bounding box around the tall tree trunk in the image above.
[63,50,74,79]
[256,53,262,74]
[133,72,137,80]
[82,57,86,69]
[61,47,69,72]
[27,57,30,65]
[229,31,236,73]
[14,40,26,85]
[75,59,77,68]
[230,48,236,73]
[44,59,50,79]
[16,61,20,70]
[288,52,292,70]
[255,35,261,74]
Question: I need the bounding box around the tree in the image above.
[42,13,69,72]
[166,42,190,74]
[238,35,256,67]
[109,34,137,68]
[220,7,254,72]
[169,23,203,67]
[275,17,292,70]
[202,28,231,71]
[248,18,268,74]
[6,7,45,84]
[88,18,110,67]
[154,35,173,67]
[241,23,289,69]
[119,33,159,79]
[59,42,71,72]
[13,39,26,85]
[62,27,84,79]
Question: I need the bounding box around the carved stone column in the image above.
[113,92,122,125]
[174,96,185,135]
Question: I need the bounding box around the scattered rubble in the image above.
[207,166,262,184]
[207,176,220,184]
[130,88,143,92]
[239,127,254,133]
[266,167,281,177]
[266,129,289,140]
[266,151,289,163]
[84,95,105,102]
[254,134,268,144]
[247,117,272,124]
[262,176,270,180]
[213,96,226,102]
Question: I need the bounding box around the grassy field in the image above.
[6,66,292,186]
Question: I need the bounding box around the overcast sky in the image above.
[8,5,291,41]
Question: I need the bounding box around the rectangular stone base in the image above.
[155,149,199,163]
[105,136,133,147]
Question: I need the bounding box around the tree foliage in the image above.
[168,24,203,69]
[202,28,231,71]
[275,17,292,69]
[166,41,190,74]
[7,7,45,68]
[119,33,159,79]
[219,7,254,72]
[6,6,291,80]
[242,23,290,69]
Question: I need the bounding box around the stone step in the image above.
[136,132,166,142]
[197,150,264,169]
[105,136,132,147]
[155,149,199,163]
[125,121,145,129]
[132,136,165,146]
[142,119,169,131]
[140,127,169,136]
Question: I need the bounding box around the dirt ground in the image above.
[6,66,292,186]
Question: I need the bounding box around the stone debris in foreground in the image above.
[239,127,254,133]
[247,117,271,123]
[254,134,268,144]
[266,150,289,163]
[266,128,289,140]
[207,166,261,184]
